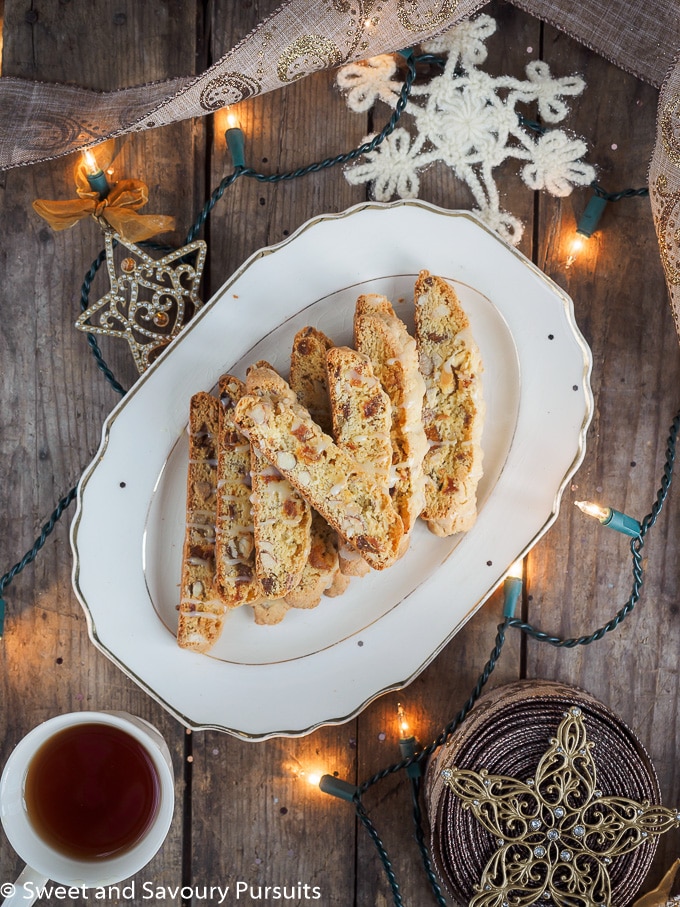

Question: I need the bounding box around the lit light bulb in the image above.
[305,772,322,787]
[82,148,99,175]
[81,148,110,198]
[397,702,411,739]
[505,559,523,581]
[503,559,523,618]
[566,194,609,268]
[223,108,246,169]
[396,702,421,777]
[575,500,610,521]
[565,234,586,269]
[574,499,641,538]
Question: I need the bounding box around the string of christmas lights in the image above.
[2,46,652,631]
[1,42,673,903]
[0,49,420,633]
[314,410,678,905]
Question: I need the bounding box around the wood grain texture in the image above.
[2,0,680,904]
[0,2,204,903]
[528,23,680,892]
[183,4,366,904]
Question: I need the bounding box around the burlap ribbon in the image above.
[32,161,175,242]
[650,64,680,341]
[1,0,678,173]
[4,0,680,340]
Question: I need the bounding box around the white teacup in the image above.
[0,711,175,906]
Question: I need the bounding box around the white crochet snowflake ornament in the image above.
[336,14,596,245]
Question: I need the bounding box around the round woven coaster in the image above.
[425,680,660,906]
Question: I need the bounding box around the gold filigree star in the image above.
[75,231,207,372]
[442,707,680,907]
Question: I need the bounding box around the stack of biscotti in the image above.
[176,271,485,654]
[234,366,404,571]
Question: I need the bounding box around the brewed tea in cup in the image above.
[0,711,174,905]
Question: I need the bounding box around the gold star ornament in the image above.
[442,707,680,907]
[76,231,207,372]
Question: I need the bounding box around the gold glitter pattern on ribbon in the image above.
[277,35,343,83]
[199,72,262,111]
[660,94,680,166]
[652,175,680,287]
[397,0,459,32]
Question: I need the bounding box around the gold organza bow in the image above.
[32,160,175,242]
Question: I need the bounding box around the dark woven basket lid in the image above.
[425,680,660,906]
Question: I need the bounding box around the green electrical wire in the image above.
[1,43,673,907]
[346,409,678,906]
[0,51,423,610]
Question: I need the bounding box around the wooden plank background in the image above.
[1,0,679,904]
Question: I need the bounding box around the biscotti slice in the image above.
[327,345,392,577]
[290,326,334,434]
[214,375,263,607]
[234,372,404,570]
[289,333,343,603]
[285,510,339,608]
[413,270,485,537]
[354,294,428,547]
[178,392,226,653]
[246,365,312,599]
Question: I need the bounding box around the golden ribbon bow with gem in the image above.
[32,160,175,242]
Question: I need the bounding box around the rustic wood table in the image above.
[1,2,679,905]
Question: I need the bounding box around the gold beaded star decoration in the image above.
[441,707,680,907]
[76,230,207,373]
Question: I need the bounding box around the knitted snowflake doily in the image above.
[336,14,596,245]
